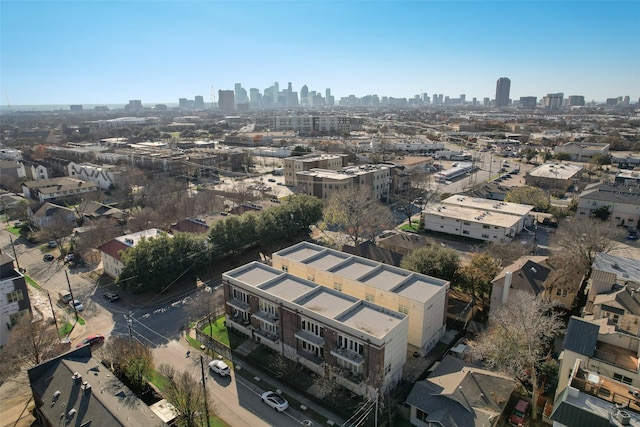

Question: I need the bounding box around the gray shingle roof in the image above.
[562,317,600,357]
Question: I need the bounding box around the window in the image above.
[415,409,429,422]
[281,265,288,273]
[259,300,277,315]
[613,373,633,385]
[232,288,249,304]
[334,283,342,292]
[399,305,409,315]
[337,334,363,355]
[7,290,23,303]
[463,221,470,226]
[301,318,323,337]
[9,309,29,326]
[366,293,375,303]
[481,234,489,238]
[556,289,568,297]
[482,225,490,229]
[462,230,469,235]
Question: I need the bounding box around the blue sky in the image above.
[1,0,639,105]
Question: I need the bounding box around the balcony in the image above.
[252,310,279,325]
[594,341,639,373]
[254,328,279,343]
[330,347,364,366]
[227,314,251,328]
[294,330,325,347]
[297,349,324,366]
[226,298,250,312]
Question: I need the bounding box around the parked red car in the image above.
[509,399,529,426]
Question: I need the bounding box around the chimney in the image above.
[82,381,92,397]
[502,271,512,304]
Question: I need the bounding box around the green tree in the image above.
[453,252,501,312]
[591,205,611,221]
[119,233,209,292]
[553,152,572,161]
[473,291,564,421]
[589,153,611,167]
[400,244,460,280]
[505,186,550,211]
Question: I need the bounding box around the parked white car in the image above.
[69,300,84,312]
[261,391,289,412]
[208,360,230,377]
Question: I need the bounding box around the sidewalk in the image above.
[188,329,347,426]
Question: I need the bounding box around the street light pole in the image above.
[64,269,78,320]
[9,234,21,272]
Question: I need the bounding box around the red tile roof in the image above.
[97,239,130,262]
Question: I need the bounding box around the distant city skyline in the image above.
[1,1,639,106]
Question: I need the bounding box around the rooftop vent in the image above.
[52,390,61,401]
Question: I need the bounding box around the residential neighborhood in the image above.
[1,99,639,427]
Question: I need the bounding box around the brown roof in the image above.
[97,239,130,262]
[170,218,210,234]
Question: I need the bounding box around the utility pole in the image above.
[126,311,133,341]
[46,291,60,339]
[9,234,21,272]
[199,355,211,427]
[64,269,78,319]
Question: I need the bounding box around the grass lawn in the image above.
[24,275,43,291]
[6,225,21,236]
[199,316,247,349]
[399,221,421,232]
[59,322,74,336]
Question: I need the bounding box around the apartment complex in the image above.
[222,262,408,396]
[577,183,640,227]
[271,242,449,355]
[268,115,363,133]
[67,162,123,190]
[296,164,392,201]
[21,177,99,203]
[420,195,534,242]
[283,153,348,186]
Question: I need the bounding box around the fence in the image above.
[194,316,233,360]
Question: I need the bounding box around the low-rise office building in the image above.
[283,153,348,186]
[271,242,449,355]
[223,262,408,397]
[296,164,392,201]
[525,162,583,191]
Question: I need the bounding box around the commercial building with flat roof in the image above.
[525,162,583,191]
[222,262,408,397]
[271,242,449,355]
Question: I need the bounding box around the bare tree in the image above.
[481,240,531,267]
[159,364,214,427]
[188,288,224,332]
[75,217,122,253]
[38,212,75,252]
[100,336,153,394]
[394,170,439,229]
[0,315,61,383]
[551,218,624,273]
[322,186,394,246]
[472,291,565,421]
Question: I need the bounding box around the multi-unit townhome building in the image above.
[0,253,32,347]
[283,153,348,187]
[270,242,450,355]
[21,177,98,203]
[223,261,408,397]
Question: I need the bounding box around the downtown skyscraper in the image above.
[495,77,511,108]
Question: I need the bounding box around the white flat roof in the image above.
[528,162,582,179]
[423,203,523,228]
[443,195,533,216]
